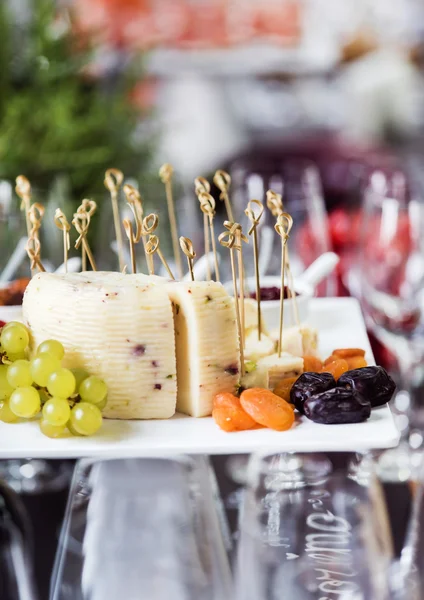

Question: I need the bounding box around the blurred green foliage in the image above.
[0,0,150,203]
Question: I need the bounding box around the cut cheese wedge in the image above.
[136,275,240,417]
[23,272,177,419]
[256,353,304,390]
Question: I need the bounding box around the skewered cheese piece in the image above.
[269,325,319,357]
[256,353,303,390]
[244,329,275,362]
[136,275,240,417]
[241,363,269,390]
[243,298,268,334]
[23,272,177,419]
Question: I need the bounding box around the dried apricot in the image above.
[333,348,366,359]
[322,359,349,380]
[303,356,323,372]
[324,354,338,366]
[346,356,368,370]
[212,393,257,432]
[240,388,295,431]
[273,377,298,402]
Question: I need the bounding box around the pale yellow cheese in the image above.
[23,272,177,419]
[244,330,275,362]
[136,275,240,417]
[269,325,319,357]
[257,353,304,390]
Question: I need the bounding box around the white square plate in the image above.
[0,297,399,458]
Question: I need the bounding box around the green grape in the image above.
[39,418,66,439]
[42,397,70,427]
[67,421,81,436]
[30,352,61,387]
[37,339,65,361]
[0,365,14,401]
[9,387,40,418]
[71,368,90,392]
[7,352,27,362]
[47,368,76,399]
[2,322,29,336]
[70,402,102,436]
[95,397,108,411]
[79,376,108,405]
[0,324,29,354]
[0,400,18,423]
[6,360,33,388]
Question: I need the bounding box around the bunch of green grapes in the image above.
[0,321,107,439]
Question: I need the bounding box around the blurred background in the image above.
[1,2,424,598]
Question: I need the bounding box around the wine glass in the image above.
[358,171,424,481]
[235,451,394,600]
[50,456,232,600]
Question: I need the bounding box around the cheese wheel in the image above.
[23,272,177,419]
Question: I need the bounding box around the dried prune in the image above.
[338,366,396,408]
[304,387,371,424]
[290,372,336,414]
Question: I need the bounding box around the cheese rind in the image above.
[136,276,240,417]
[23,272,177,419]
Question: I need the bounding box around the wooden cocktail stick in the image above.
[180,236,196,281]
[75,199,96,272]
[145,234,175,280]
[141,213,158,274]
[245,199,264,340]
[214,170,234,221]
[15,175,32,239]
[199,192,220,282]
[275,213,293,357]
[194,177,212,281]
[159,163,183,279]
[223,221,248,347]
[73,203,97,272]
[105,168,125,272]
[54,209,71,273]
[267,189,300,327]
[219,227,245,377]
[26,202,46,275]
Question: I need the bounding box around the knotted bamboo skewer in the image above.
[180,236,196,281]
[275,213,293,357]
[15,175,32,239]
[105,168,125,272]
[245,199,264,340]
[25,202,46,274]
[219,224,246,377]
[194,177,212,281]
[266,189,300,327]
[73,201,97,271]
[159,163,183,279]
[199,191,220,282]
[54,209,71,273]
[145,234,175,280]
[141,213,158,274]
[214,170,234,221]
